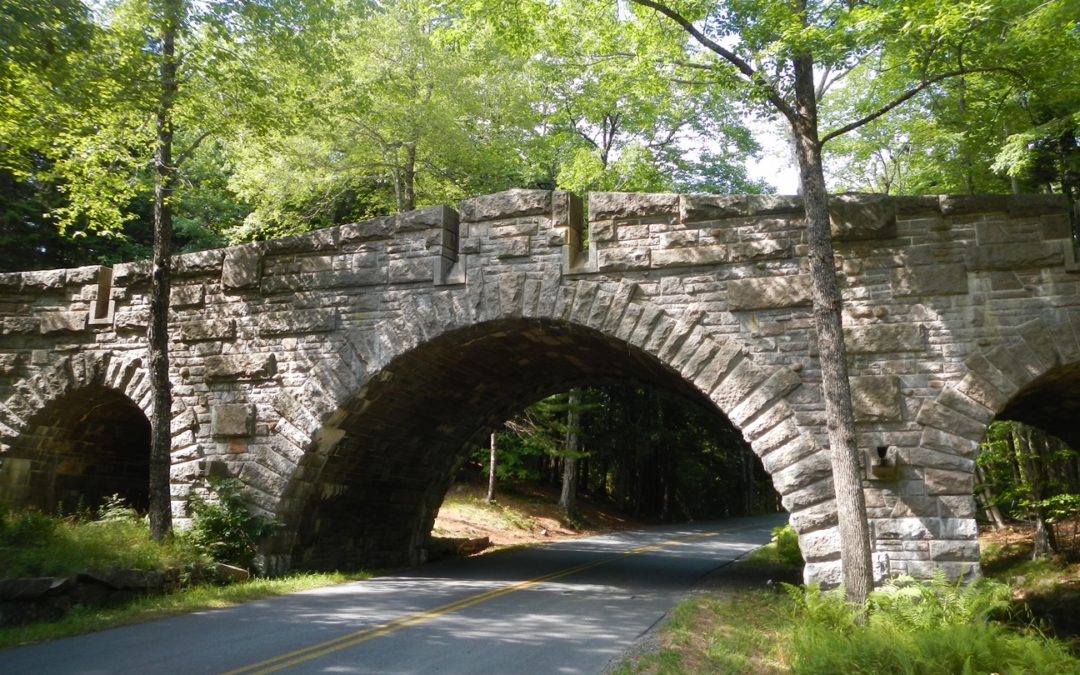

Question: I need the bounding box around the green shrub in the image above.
[0,501,200,577]
[786,576,1079,674]
[772,524,804,566]
[185,478,279,571]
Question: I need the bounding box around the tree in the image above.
[618,0,1045,602]
[559,389,583,519]
[6,0,309,536]
[226,0,537,237]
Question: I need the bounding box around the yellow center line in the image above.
[223,530,720,675]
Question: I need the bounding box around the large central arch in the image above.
[268,278,830,574]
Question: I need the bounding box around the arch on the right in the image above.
[914,315,1080,579]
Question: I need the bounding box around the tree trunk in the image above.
[974,463,1007,530]
[486,431,497,503]
[148,0,181,541]
[791,53,874,604]
[560,389,581,518]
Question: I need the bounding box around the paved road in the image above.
[0,513,786,674]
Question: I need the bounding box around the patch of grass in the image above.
[0,509,202,577]
[0,571,370,650]
[620,544,1080,674]
[434,493,539,533]
[616,589,791,674]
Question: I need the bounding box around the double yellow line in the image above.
[224,530,719,674]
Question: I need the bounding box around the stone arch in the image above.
[265,274,837,576]
[0,351,200,516]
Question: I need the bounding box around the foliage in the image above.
[472,384,777,522]
[771,524,803,567]
[784,575,1079,674]
[0,502,200,578]
[977,420,1080,554]
[185,478,279,571]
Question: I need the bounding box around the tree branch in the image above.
[820,67,1023,145]
[627,0,797,122]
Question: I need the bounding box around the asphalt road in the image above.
[0,513,787,674]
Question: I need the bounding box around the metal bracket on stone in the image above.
[868,445,900,481]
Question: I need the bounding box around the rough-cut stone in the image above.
[460,189,550,222]
[679,194,747,222]
[205,354,276,381]
[746,195,802,215]
[589,192,679,220]
[923,468,974,495]
[727,275,812,311]
[494,237,531,259]
[972,242,1064,270]
[844,324,925,353]
[650,240,790,269]
[597,247,650,271]
[828,194,897,241]
[222,245,263,291]
[39,312,86,334]
[179,319,235,342]
[257,309,337,336]
[170,285,206,308]
[939,194,1007,215]
[212,404,254,437]
[892,264,968,297]
[851,375,902,422]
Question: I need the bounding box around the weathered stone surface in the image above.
[180,319,235,342]
[174,249,224,275]
[113,261,151,285]
[924,468,974,495]
[939,194,1007,215]
[679,194,747,222]
[205,353,276,381]
[114,308,149,331]
[727,275,812,311]
[212,404,254,437]
[40,312,86,334]
[746,194,802,215]
[851,375,902,422]
[170,285,206,308]
[597,247,650,271]
[829,194,897,241]
[257,309,337,336]
[460,189,550,222]
[650,239,790,269]
[589,192,679,220]
[844,324,925,353]
[972,242,1064,270]
[339,216,395,242]
[222,244,263,291]
[892,264,968,297]
[1006,193,1069,216]
[388,258,432,283]
[0,353,19,375]
[494,237,531,259]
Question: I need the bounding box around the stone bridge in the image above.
[0,189,1077,584]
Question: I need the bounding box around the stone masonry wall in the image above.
[0,189,1076,583]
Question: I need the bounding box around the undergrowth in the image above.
[0,501,202,578]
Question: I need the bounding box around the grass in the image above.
[0,509,203,577]
[0,571,370,650]
[618,528,1080,675]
